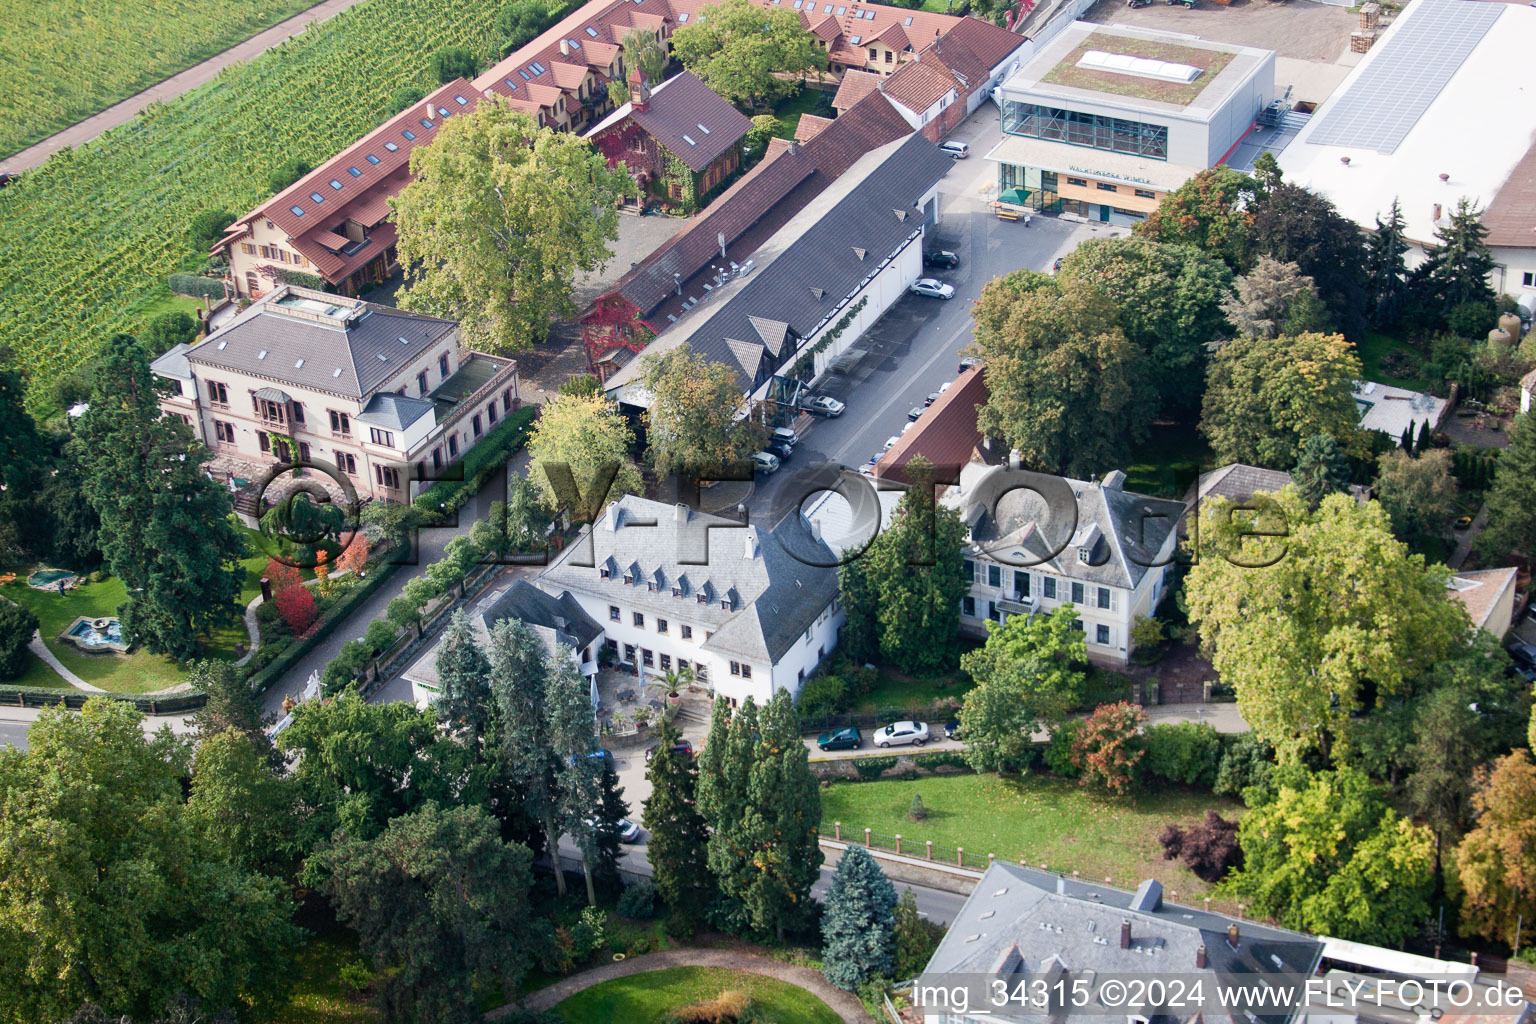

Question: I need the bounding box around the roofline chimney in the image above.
[1226,924,1240,950]
[1119,920,1132,950]
[1196,945,1208,969]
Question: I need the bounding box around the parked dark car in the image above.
[571,748,615,769]
[1507,641,1536,683]
[924,249,960,268]
[816,726,862,751]
[645,739,694,763]
[958,357,981,374]
[768,438,795,460]
[925,392,941,407]
[943,719,963,740]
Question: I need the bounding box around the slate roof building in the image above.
[604,129,953,409]
[216,80,481,299]
[921,863,1323,1024]
[586,70,752,207]
[535,495,844,703]
[403,579,606,708]
[152,285,518,502]
[579,90,914,377]
[945,461,1185,665]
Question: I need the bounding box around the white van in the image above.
[939,140,969,159]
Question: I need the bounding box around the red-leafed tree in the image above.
[274,584,317,635]
[1071,701,1147,795]
[263,558,302,596]
[334,534,369,577]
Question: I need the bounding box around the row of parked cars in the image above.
[815,719,963,751]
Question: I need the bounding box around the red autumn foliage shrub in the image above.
[274,582,317,635]
[1071,701,1146,795]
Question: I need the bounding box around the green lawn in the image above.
[554,967,841,1024]
[855,665,974,713]
[1356,331,1433,393]
[770,88,826,139]
[820,773,1242,894]
[1124,420,1213,498]
[2,528,268,692]
[250,934,379,1024]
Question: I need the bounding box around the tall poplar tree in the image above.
[486,618,566,895]
[433,609,493,743]
[71,333,246,659]
[547,649,604,905]
[738,690,823,940]
[698,696,758,932]
[643,716,714,927]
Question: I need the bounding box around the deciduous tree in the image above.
[821,847,897,991]
[1070,701,1146,795]
[1247,180,1370,341]
[0,599,38,681]
[857,459,967,674]
[1184,491,1468,759]
[524,392,644,512]
[970,271,1150,476]
[1454,750,1536,947]
[1056,237,1231,420]
[1226,766,1434,944]
[958,605,1086,773]
[622,29,670,84]
[640,342,765,475]
[186,728,296,871]
[393,102,631,353]
[1199,331,1362,468]
[428,45,478,83]
[1159,810,1240,883]
[314,802,537,1024]
[72,333,245,659]
[1221,256,1329,341]
[1134,166,1255,272]
[1374,447,1457,547]
[0,701,298,1023]
[670,0,826,110]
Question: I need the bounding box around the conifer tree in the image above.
[1366,199,1409,326]
[1477,412,1536,560]
[71,333,245,659]
[644,716,714,928]
[821,846,898,991]
[592,760,630,894]
[433,609,493,743]
[1291,433,1353,510]
[547,650,604,905]
[699,697,759,932]
[738,690,823,940]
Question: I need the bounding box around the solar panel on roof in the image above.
[1306,0,1502,155]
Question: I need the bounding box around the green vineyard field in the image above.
[0,0,320,159]
[0,0,504,407]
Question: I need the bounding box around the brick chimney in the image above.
[1227,924,1240,950]
[628,69,651,112]
[1196,945,1208,969]
[1119,920,1132,950]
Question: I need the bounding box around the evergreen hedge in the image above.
[413,407,537,516]
[247,558,401,694]
[166,273,227,299]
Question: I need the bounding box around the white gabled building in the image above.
[535,495,845,706]
[946,464,1185,666]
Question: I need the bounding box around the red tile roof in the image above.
[237,79,479,244]
[833,69,883,112]
[877,363,988,483]
[880,58,956,113]
[941,15,1028,70]
[794,114,834,142]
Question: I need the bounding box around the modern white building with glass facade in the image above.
[985,21,1274,226]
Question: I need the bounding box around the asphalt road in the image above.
[750,109,1116,527]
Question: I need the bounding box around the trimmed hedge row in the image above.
[414,407,538,516]
[247,558,402,694]
[0,686,205,715]
[167,273,227,299]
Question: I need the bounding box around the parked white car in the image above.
[873,720,930,748]
[750,451,780,474]
[806,395,846,417]
[910,278,955,300]
[939,140,969,159]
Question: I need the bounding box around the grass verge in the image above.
[819,772,1241,894]
[554,966,841,1024]
[1356,331,1433,393]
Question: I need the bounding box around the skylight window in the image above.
[309,192,325,204]
[295,358,305,368]
[792,1,802,10]
[332,368,343,378]
[290,205,306,217]
[682,134,697,145]
[865,9,875,17]
[402,129,417,140]
[366,154,380,164]
[437,106,450,117]
[904,14,912,24]
[850,34,861,43]
[678,11,689,20]
[531,61,546,74]
[518,69,532,80]
[329,179,344,190]
[697,123,711,134]
[347,166,362,177]
[419,118,433,129]
[567,38,581,48]
[584,25,599,36]
[384,141,399,151]
[504,78,520,91]
[455,94,469,104]
[257,350,268,360]
[836,4,846,12]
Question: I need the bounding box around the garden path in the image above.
[496,948,876,1023]
[25,632,104,692]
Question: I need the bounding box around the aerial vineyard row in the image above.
[0,0,505,407]
[0,0,318,158]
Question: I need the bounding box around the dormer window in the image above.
[672,586,682,597]
[623,574,633,586]
[600,567,611,579]
[697,593,707,604]
[1078,547,1091,565]
[720,599,730,610]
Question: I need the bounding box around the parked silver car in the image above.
[909,278,955,300]
[873,720,930,748]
